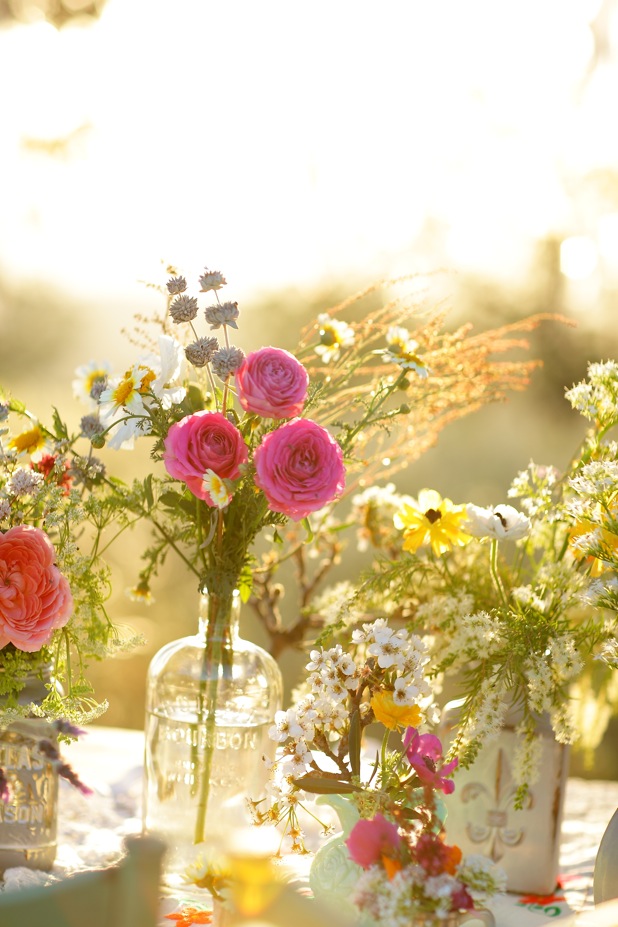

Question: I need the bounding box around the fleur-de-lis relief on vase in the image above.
[460,748,533,862]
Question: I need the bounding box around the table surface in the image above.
[1,725,617,926]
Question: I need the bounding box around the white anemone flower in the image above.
[465,503,531,541]
[99,336,186,450]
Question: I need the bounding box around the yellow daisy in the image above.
[8,424,45,456]
[394,488,470,556]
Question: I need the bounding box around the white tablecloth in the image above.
[2,726,617,925]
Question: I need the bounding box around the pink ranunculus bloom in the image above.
[403,727,458,794]
[253,418,345,521]
[235,347,309,420]
[163,410,248,503]
[345,813,402,869]
[0,525,73,652]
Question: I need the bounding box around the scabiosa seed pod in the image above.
[185,337,220,368]
[166,275,187,295]
[80,414,104,440]
[89,377,108,401]
[205,301,239,330]
[211,346,246,380]
[170,295,199,323]
[199,270,226,292]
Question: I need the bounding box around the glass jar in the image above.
[142,588,283,895]
[0,669,59,873]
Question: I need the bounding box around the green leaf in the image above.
[348,709,361,778]
[292,774,361,794]
[144,473,154,511]
[8,398,26,414]
[238,564,253,603]
[159,490,183,508]
[159,491,195,518]
[301,517,314,542]
[272,529,283,546]
[52,407,69,440]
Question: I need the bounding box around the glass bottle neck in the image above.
[197,588,241,642]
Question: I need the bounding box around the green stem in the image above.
[193,590,233,845]
[489,538,508,608]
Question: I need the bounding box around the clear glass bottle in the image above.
[142,588,283,895]
[0,668,59,873]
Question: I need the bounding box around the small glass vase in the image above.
[142,587,283,896]
[0,668,59,873]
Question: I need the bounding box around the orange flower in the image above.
[443,843,463,875]
[382,854,402,880]
[165,906,212,927]
[370,690,422,731]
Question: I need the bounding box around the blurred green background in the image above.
[1,0,618,777]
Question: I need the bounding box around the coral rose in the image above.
[0,525,73,652]
[235,347,309,419]
[254,418,345,521]
[163,410,248,503]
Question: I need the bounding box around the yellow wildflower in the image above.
[370,690,422,731]
[569,517,618,576]
[394,488,470,556]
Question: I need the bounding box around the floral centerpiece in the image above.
[77,265,563,896]
[318,359,618,798]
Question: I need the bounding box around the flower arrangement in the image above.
[314,359,618,799]
[0,395,135,724]
[255,617,440,847]
[251,617,504,923]
[73,266,561,888]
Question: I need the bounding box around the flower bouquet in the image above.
[251,617,504,926]
[0,394,131,868]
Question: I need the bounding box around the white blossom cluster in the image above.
[352,854,506,926]
[308,581,365,628]
[565,360,618,427]
[508,462,561,519]
[265,619,431,811]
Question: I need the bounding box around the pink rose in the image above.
[235,347,309,419]
[0,525,73,652]
[254,418,345,521]
[163,410,248,503]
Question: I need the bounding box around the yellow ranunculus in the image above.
[370,690,422,731]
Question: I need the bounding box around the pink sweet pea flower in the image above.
[235,347,309,420]
[163,411,248,504]
[0,525,73,652]
[253,418,345,521]
[345,813,402,869]
[403,727,458,794]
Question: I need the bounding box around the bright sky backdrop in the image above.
[1,0,617,310]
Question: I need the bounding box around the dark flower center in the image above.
[424,508,442,524]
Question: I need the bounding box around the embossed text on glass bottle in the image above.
[0,669,59,873]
